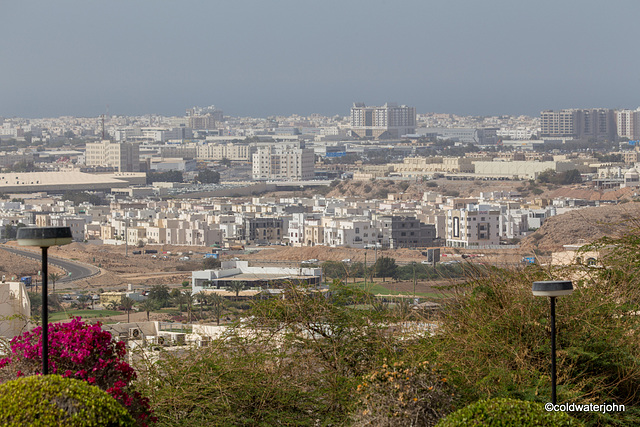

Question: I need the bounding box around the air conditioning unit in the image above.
[129,328,142,339]
[172,333,186,346]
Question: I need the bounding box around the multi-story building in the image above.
[85,140,140,172]
[197,143,252,161]
[540,109,616,140]
[376,215,437,249]
[242,217,283,244]
[446,205,500,248]
[540,110,578,138]
[252,143,314,181]
[350,103,416,139]
[616,109,640,140]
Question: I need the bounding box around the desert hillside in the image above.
[520,201,640,252]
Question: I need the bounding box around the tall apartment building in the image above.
[350,103,416,139]
[188,114,217,130]
[540,109,616,140]
[252,143,315,181]
[85,140,140,172]
[616,109,640,140]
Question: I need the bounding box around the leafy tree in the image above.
[146,170,183,184]
[322,261,349,282]
[203,257,221,270]
[374,256,398,282]
[148,285,170,308]
[195,169,220,184]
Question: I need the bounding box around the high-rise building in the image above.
[85,140,140,172]
[350,103,416,139]
[252,142,315,181]
[540,109,616,140]
[616,109,640,140]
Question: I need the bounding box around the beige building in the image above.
[472,160,578,180]
[350,103,416,139]
[252,143,315,181]
[85,140,140,172]
[616,109,640,140]
[197,143,252,161]
[392,156,475,177]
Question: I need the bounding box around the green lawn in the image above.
[345,281,443,298]
[49,310,123,322]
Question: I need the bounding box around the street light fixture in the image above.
[17,226,72,375]
[532,280,574,405]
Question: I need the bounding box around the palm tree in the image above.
[138,299,156,322]
[183,291,195,323]
[121,297,136,323]
[227,281,246,301]
[208,293,224,326]
[195,291,209,319]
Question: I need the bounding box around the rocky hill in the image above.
[520,201,640,252]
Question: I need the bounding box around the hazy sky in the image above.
[2,0,639,118]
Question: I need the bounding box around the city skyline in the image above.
[2,1,639,118]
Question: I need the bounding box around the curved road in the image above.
[0,246,100,284]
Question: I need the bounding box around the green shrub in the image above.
[437,398,583,426]
[0,375,135,426]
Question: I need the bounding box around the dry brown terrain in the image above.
[521,201,640,253]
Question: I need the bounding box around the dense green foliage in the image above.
[0,375,134,426]
[437,398,583,426]
[195,168,220,184]
[537,168,582,184]
[146,170,183,184]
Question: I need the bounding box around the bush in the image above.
[352,360,455,426]
[430,261,640,425]
[0,375,135,426]
[0,318,155,426]
[437,398,583,426]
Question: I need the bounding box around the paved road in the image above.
[0,246,100,284]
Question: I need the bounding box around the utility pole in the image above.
[124,217,128,257]
[413,262,416,303]
[363,252,367,291]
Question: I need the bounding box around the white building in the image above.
[252,143,315,181]
[446,204,501,248]
[85,140,140,172]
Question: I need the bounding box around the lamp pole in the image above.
[532,280,573,405]
[550,295,557,404]
[41,246,49,375]
[17,227,73,375]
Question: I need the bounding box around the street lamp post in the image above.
[532,280,573,405]
[17,226,72,375]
